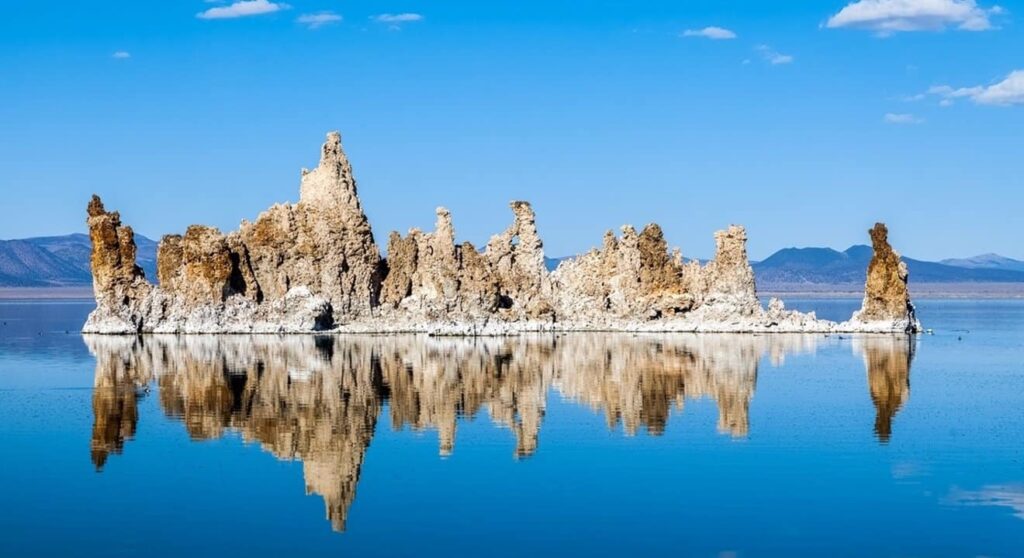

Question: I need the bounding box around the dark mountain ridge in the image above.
[3,233,1022,288]
[754,245,1024,285]
[0,233,157,287]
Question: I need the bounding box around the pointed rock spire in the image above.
[300,131,360,209]
[853,223,919,331]
[699,225,759,315]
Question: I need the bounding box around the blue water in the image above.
[1,300,1022,557]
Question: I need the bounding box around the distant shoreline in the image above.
[761,282,1024,299]
[3,283,1023,301]
[0,287,94,301]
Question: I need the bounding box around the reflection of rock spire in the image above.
[377,337,549,458]
[90,337,151,470]
[85,332,825,531]
[854,335,915,443]
[550,334,786,438]
[89,335,382,532]
[91,380,141,470]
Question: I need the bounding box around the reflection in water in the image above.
[86,333,914,531]
[855,336,915,443]
[91,356,146,469]
[948,484,1024,520]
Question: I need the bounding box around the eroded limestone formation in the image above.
[84,132,920,334]
[86,196,153,333]
[851,223,920,331]
[379,207,501,318]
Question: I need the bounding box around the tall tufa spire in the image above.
[299,131,360,209]
[853,222,919,331]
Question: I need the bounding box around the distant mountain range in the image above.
[2,233,1023,288]
[753,245,1024,285]
[939,253,1024,272]
[0,233,157,287]
[547,246,1024,286]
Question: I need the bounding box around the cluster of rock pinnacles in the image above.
[84,131,919,334]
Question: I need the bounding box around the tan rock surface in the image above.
[484,201,551,318]
[696,225,761,315]
[84,131,921,334]
[849,223,920,332]
[239,131,383,318]
[86,195,153,332]
[380,230,418,308]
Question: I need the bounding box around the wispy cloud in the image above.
[925,70,1024,106]
[197,0,290,20]
[884,112,925,124]
[297,11,342,29]
[755,45,793,65]
[682,26,737,40]
[112,51,131,60]
[372,13,423,29]
[826,0,1005,35]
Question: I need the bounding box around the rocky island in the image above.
[84,132,920,335]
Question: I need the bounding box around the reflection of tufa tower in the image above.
[154,336,383,532]
[90,337,151,470]
[854,335,915,443]
[87,333,829,532]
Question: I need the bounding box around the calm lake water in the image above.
[1,299,1022,557]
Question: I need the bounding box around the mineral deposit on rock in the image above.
[83,132,920,335]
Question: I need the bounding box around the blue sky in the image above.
[1,0,1021,260]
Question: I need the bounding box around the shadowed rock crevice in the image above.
[84,132,920,334]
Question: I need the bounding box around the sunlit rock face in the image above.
[553,224,695,320]
[848,223,921,332]
[379,208,501,319]
[83,132,921,334]
[84,196,153,333]
[241,130,384,317]
[86,332,915,532]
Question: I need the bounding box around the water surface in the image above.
[1,300,1022,557]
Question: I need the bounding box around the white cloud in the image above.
[826,0,1004,34]
[755,45,794,65]
[112,51,131,60]
[371,13,424,30]
[297,11,342,29]
[884,112,925,124]
[926,70,1024,106]
[373,13,423,23]
[197,0,290,20]
[682,26,737,40]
